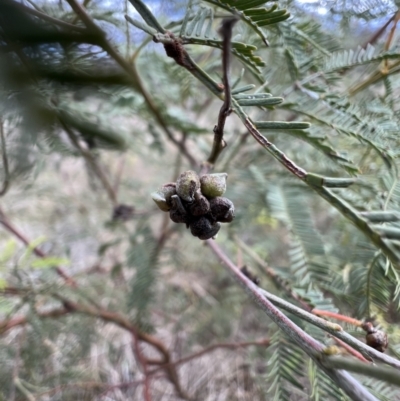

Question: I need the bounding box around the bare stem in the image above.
[207,18,238,165]
[0,118,10,197]
[205,240,380,401]
[61,121,118,205]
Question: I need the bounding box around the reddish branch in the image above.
[38,338,269,398]
[312,309,362,327]
[0,307,70,334]
[0,207,77,286]
[331,337,370,363]
[0,295,189,400]
[132,330,152,401]
[148,338,270,372]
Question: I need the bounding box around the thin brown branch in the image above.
[363,13,395,48]
[207,18,238,165]
[0,296,189,399]
[383,10,400,72]
[66,0,197,167]
[132,330,152,401]
[148,338,270,372]
[61,122,118,205]
[0,118,10,197]
[205,240,379,401]
[0,307,70,334]
[54,297,189,400]
[9,0,89,33]
[0,207,76,286]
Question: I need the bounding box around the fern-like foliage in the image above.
[308,360,348,401]
[265,184,329,286]
[266,332,306,401]
[323,44,400,73]
[126,223,160,331]
[203,0,290,45]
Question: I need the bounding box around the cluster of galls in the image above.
[151,170,234,240]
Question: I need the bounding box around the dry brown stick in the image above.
[0,207,77,286]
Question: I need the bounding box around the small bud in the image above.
[362,322,388,353]
[200,173,228,198]
[190,190,210,216]
[169,194,189,224]
[151,183,177,212]
[190,217,221,240]
[210,197,235,223]
[176,170,200,202]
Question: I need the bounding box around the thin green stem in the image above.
[321,356,400,387]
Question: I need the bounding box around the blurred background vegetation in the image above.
[1,0,400,400]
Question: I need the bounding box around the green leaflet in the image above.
[323,45,400,72]
[231,84,256,94]
[124,15,158,36]
[179,5,266,73]
[305,173,357,188]
[267,332,306,401]
[309,360,348,401]
[127,0,165,33]
[204,0,290,45]
[255,121,311,130]
[360,211,400,223]
[265,184,329,286]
